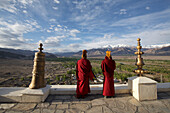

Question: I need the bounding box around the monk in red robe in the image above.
[76,50,94,98]
[101,51,116,98]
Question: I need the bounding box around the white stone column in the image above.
[132,77,157,101]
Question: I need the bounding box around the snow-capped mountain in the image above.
[1,44,170,58]
[102,44,132,48]
[143,43,170,48]
[60,45,170,57]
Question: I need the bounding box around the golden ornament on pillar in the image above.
[29,43,46,89]
[134,38,147,76]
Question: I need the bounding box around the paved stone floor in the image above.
[0,92,170,113]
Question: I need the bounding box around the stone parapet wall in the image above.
[0,83,170,102]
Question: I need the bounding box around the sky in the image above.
[0,0,170,53]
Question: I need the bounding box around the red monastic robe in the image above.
[76,58,94,95]
[101,56,116,96]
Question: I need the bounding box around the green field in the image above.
[46,57,170,83]
[0,56,169,87]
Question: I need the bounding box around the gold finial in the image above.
[134,38,146,76]
[137,38,141,41]
[38,43,43,52]
[137,38,141,46]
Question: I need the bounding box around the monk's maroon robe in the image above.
[101,56,116,96]
[76,58,94,96]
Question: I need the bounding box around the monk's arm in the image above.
[101,62,106,76]
[89,71,95,80]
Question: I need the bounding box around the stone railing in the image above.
[0,83,170,102]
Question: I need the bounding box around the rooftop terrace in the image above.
[0,91,170,113]
[0,83,170,113]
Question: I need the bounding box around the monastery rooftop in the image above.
[0,83,170,113]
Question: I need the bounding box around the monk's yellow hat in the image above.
[106,51,111,58]
[82,50,87,54]
[82,50,87,58]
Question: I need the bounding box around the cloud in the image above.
[18,0,36,6]
[0,21,32,35]
[45,43,81,53]
[70,0,126,32]
[49,18,56,22]
[111,8,170,27]
[42,27,81,51]
[44,36,60,47]
[52,26,80,39]
[78,35,135,50]
[64,26,170,52]
[23,10,27,13]
[122,29,170,46]
[152,22,170,29]
[54,0,60,4]
[72,1,78,4]
[54,27,63,32]
[26,0,49,19]
[1,0,169,53]
[70,37,81,40]
[0,18,40,50]
[70,29,80,37]
[103,33,114,39]
[145,6,150,10]
[25,19,41,29]
[72,0,124,22]
[69,44,80,48]
[52,25,69,34]
[57,25,62,27]
[120,9,127,15]
[0,0,17,13]
[75,27,170,50]
[47,30,51,33]
[42,36,65,47]
[0,0,36,14]
[49,25,55,30]
[72,5,103,22]
[71,0,103,23]
[53,7,58,10]
[103,0,112,4]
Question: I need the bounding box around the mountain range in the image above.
[0,48,56,59]
[0,45,170,59]
[57,45,170,57]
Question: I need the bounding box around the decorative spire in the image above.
[38,43,43,52]
[134,38,146,76]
